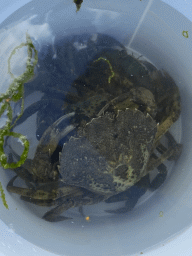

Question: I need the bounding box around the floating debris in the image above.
[74,0,83,12]
[182,30,189,38]
[85,216,90,221]
[159,211,164,217]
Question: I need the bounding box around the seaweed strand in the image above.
[0,181,9,209]
[94,57,115,83]
[0,33,38,169]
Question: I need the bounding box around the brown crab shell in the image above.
[59,108,157,196]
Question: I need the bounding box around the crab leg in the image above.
[7,175,83,200]
[145,142,181,178]
[43,195,104,222]
[11,99,63,127]
[105,182,147,214]
[149,154,167,190]
[141,132,182,190]
[21,190,83,207]
[43,199,75,221]
[154,98,181,145]
[154,132,182,161]
[7,148,35,183]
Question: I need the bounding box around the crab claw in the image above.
[37,112,75,156]
[42,199,74,222]
[31,112,75,180]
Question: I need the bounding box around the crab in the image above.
[6,37,182,222]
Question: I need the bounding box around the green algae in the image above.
[94,57,115,83]
[182,30,189,38]
[0,33,38,169]
[0,181,9,209]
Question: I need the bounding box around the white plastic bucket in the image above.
[0,1,192,255]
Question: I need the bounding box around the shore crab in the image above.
[6,34,182,221]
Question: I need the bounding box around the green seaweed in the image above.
[0,33,38,169]
[94,57,115,83]
[182,30,189,38]
[0,181,9,209]
[74,0,83,12]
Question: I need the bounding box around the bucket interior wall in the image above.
[0,1,192,255]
